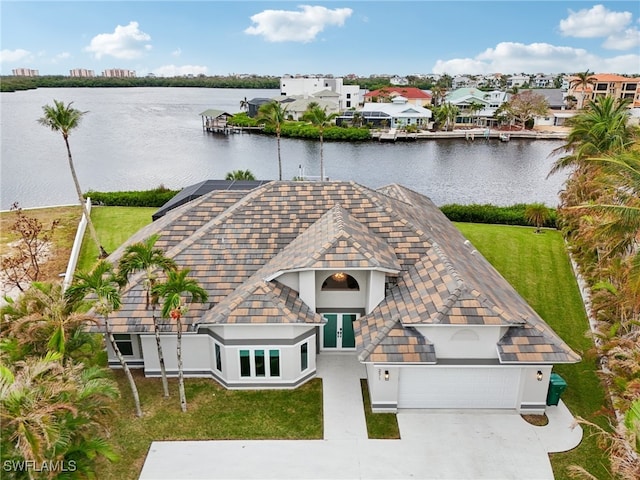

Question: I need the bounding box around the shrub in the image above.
[439,203,557,228]
[84,186,179,207]
[228,113,258,127]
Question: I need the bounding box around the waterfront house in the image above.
[100,181,579,414]
[445,88,509,127]
[337,96,433,130]
[567,73,640,108]
[273,96,339,121]
[364,87,432,107]
[280,75,361,110]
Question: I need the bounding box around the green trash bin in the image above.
[546,373,567,406]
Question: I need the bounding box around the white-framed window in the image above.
[215,343,222,372]
[300,342,309,372]
[114,334,135,356]
[239,349,280,378]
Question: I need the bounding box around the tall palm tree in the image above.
[256,101,288,180]
[38,100,108,258]
[65,260,143,417]
[302,104,338,181]
[118,234,177,398]
[152,268,208,412]
[225,169,256,180]
[436,102,459,131]
[570,70,597,109]
[239,96,249,113]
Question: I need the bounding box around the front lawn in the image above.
[97,373,323,479]
[455,223,611,480]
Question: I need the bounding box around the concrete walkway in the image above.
[139,355,582,479]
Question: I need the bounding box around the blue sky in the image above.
[1,1,638,77]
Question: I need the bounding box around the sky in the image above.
[1,1,639,77]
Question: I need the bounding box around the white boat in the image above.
[499,133,510,142]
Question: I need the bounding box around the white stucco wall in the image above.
[414,325,508,359]
[365,364,399,412]
[140,334,210,375]
[298,270,316,311]
[519,365,553,414]
[366,271,386,313]
[276,272,299,291]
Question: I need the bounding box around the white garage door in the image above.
[398,367,521,409]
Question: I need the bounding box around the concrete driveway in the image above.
[139,355,582,480]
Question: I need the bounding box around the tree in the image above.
[468,101,484,127]
[1,203,59,292]
[256,101,288,181]
[225,169,256,180]
[435,102,459,131]
[118,234,177,398]
[65,260,143,417]
[502,91,549,130]
[302,104,338,181]
[0,352,119,476]
[239,96,249,112]
[524,203,551,233]
[152,268,208,412]
[38,100,108,258]
[570,70,597,109]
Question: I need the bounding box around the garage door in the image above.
[398,367,521,409]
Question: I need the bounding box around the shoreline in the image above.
[370,127,568,141]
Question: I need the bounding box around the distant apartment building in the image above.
[102,69,136,78]
[280,75,361,109]
[568,73,640,108]
[70,68,95,78]
[12,68,39,77]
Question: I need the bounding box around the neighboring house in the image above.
[280,75,361,109]
[337,96,433,129]
[533,74,555,89]
[445,88,509,127]
[247,98,272,118]
[507,75,530,89]
[100,181,579,414]
[273,96,339,121]
[519,89,577,128]
[568,73,640,108]
[452,75,477,90]
[363,87,432,107]
[390,76,409,86]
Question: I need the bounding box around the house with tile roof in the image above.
[336,96,433,130]
[568,73,640,108]
[101,181,579,414]
[364,87,432,107]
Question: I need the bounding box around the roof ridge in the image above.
[358,316,400,362]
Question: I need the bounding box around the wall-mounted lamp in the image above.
[536,370,543,382]
[384,370,390,381]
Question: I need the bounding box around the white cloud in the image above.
[0,48,31,63]
[84,21,152,59]
[152,64,208,77]
[172,48,182,57]
[52,52,71,63]
[603,27,640,50]
[432,41,639,75]
[559,4,632,38]
[244,5,352,42]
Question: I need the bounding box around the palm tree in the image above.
[65,260,143,417]
[570,70,597,109]
[38,100,108,258]
[256,101,288,180]
[436,102,459,131]
[225,169,256,180]
[118,234,177,398]
[468,101,484,127]
[239,96,249,113]
[302,104,338,181]
[152,268,208,412]
[524,203,552,233]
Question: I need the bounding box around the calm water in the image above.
[0,87,567,210]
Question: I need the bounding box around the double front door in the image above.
[322,313,358,350]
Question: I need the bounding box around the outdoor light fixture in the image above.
[332,272,347,282]
[384,370,390,381]
[537,370,543,381]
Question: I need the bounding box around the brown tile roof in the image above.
[364,87,432,100]
[102,181,579,364]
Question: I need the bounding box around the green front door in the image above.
[322,313,357,349]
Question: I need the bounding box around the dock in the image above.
[200,108,264,135]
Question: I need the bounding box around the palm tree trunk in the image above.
[176,316,187,412]
[63,135,108,258]
[320,132,324,181]
[152,301,170,397]
[106,317,143,417]
[276,131,282,181]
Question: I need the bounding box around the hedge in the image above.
[85,187,179,207]
[440,203,557,228]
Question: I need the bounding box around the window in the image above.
[215,343,222,372]
[114,334,134,356]
[346,101,351,108]
[596,83,607,91]
[346,93,351,99]
[321,273,360,290]
[239,349,280,378]
[300,343,308,371]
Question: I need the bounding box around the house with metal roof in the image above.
[101,181,579,414]
[336,96,433,130]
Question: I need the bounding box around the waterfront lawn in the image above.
[455,223,611,480]
[77,206,155,271]
[96,373,322,479]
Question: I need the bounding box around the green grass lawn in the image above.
[361,379,400,439]
[77,206,156,271]
[455,223,611,480]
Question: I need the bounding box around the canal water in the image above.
[0,87,568,210]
